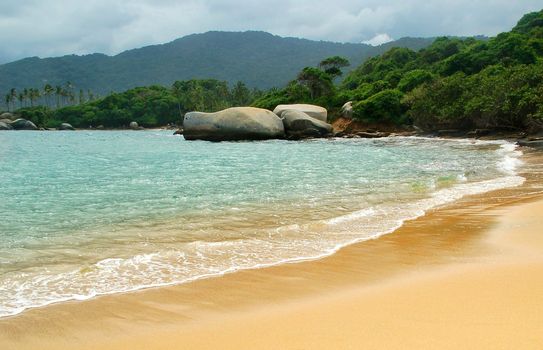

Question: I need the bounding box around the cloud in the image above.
[363,34,394,46]
[0,0,542,63]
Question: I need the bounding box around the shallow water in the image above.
[0,131,524,317]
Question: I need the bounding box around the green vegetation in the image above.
[4,83,97,112]
[5,80,259,128]
[253,9,543,132]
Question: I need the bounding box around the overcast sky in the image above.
[0,0,542,64]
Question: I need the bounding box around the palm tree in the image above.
[9,88,17,111]
[29,88,40,107]
[78,89,85,105]
[65,82,74,106]
[43,84,54,108]
[23,88,29,108]
[17,93,24,109]
[55,85,62,108]
[4,94,11,112]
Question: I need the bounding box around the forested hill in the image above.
[252,9,543,133]
[0,31,433,95]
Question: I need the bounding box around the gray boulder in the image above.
[281,110,332,139]
[355,131,390,138]
[183,107,285,141]
[517,140,543,149]
[0,112,14,120]
[11,118,38,130]
[129,121,139,129]
[273,104,328,122]
[59,123,75,131]
[340,101,353,119]
[0,118,13,124]
[0,121,12,130]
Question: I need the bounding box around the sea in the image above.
[0,130,525,317]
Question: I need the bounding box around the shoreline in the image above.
[1,149,542,349]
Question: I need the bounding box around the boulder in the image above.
[281,110,332,139]
[59,123,75,131]
[355,131,390,138]
[273,104,327,122]
[129,121,139,129]
[340,101,353,119]
[0,112,14,120]
[0,121,12,130]
[173,128,184,135]
[517,140,543,149]
[183,107,285,141]
[0,118,13,124]
[11,118,38,130]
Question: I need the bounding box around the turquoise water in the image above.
[0,131,524,317]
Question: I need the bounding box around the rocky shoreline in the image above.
[2,106,543,149]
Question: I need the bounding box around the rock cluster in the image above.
[9,118,38,130]
[183,104,333,141]
[279,109,332,140]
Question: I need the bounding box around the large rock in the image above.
[0,112,14,120]
[129,121,139,129]
[281,110,332,139]
[11,118,38,130]
[517,139,543,149]
[273,104,328,122]
[0,118,13,124]
[59,123,75,131]
[340,101,353,119]
[0,121,12,130]
[183,107,285,141]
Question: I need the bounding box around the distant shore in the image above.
[1,149,542,349]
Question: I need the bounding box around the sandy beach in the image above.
[1,150,543,350]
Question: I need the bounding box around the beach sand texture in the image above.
[1,150,543,350]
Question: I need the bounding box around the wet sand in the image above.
[1,150,543,350]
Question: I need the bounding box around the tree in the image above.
[79,89,85,104]
[4,94,11,112]
[231,81,251,106]
[296,67,333,99]
[17,92,24,109]
[43,84,54,108]
[55,85,63,108]
[23,88,29,107]
[9,88,17,111]
[353,89,405,123]
[29,88,40,107]
[397,70,435,92]
[319,56,350,79]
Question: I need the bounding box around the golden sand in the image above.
[1,150,543,350]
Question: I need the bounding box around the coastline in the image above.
[1,148,543,349]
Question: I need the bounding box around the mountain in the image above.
[0,31,434,96]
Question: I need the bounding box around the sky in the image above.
[0,0,542,64]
